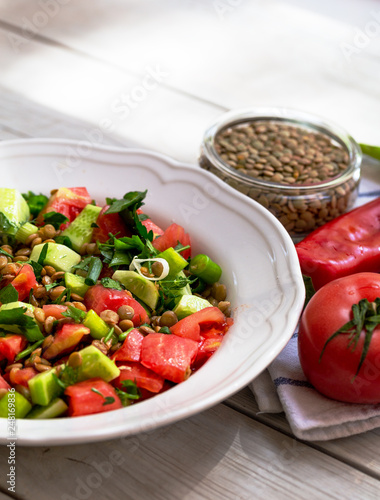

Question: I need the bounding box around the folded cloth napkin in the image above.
[250,329,380,441]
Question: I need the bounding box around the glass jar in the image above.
[199,108,362,241]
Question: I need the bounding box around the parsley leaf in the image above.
[100,278,124,291]
[55,235,73,249]
[53,365,79,389]
[43,211,69,230]
[159,276,195,298]
[91,387,115,406]
[115,380,141,406]
[22,191,48,217]
[37,243,49,266]
[0,307,44,341]
[29,260,43,281]
[158,326,171,335]
[62,305,86,323]
[0,248,13,259]
[105,190,147,215]
[0,284,19,304]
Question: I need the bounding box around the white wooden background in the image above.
[0,1,380,499]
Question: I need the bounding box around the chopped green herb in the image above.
[158,326,171,335]
[15,339,44,361]
[43,211,69,230]
[118,327,134,342]
[115,379,141,406]
[53,365,79,389]
[0,248,13,259]
[22,191,48,217]
[37,242,49,266]
[105,190,147,215]
[55,235,73,249]
[0,284,19,304]
[91,387,115,406]
[0,213,12,233]
[62,305,87,323]
[84,257,103,286]
[100,277,124,291]
[0,307,44,341]
[53,287,70,304]
[29,260,43,281]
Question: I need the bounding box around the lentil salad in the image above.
[0,187,232,419]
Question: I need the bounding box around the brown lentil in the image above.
[151,260,164,277]
[119,319,134,331]
[44,316,56,334]
[201,119,360,238]
[14,384,31,401]
[0,255,8,269]
[5,363,23,373]
[50,271,65,282]
[92,339,108,355]
[31,237,43,248]
[49,286,66,301]
[71,293,84,302]
[211,283,227,302]
[67,352,82,368]
[117,305,135,321]
[139,325,155,335]
[44,265,56,277]
[34,363,51,372]
[100,309,119,325]
[72,301,87,312]
[159,311,178,328]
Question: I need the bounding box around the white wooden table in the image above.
[0,1,380,498]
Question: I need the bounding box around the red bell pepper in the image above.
[296,197,380,290]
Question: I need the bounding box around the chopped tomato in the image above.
[152,223,191,259]
[111,329,144,363]
[0,375,10,391]
[92,205,131,243]
[141,333,198,383]
[170,307,228,341]
[9,367,38,388]
[43,304,68,320]
[36,187,92,229]
[43,324,90,360]
[65,378,122,417]
[113,362,165,393]
[193,334,223,370]
[136,209,164,237]
[10,264,38,302]
[0,335,28,364]
[84,284,149,326]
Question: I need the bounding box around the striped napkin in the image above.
[249,157,380,441]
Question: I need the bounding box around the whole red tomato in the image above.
[298,272,380,404]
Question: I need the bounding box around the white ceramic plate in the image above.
[0,139,304,445]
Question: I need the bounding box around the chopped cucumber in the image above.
[15,222,38,243]
[64,272,90,297]
[112,270,159,310]
[78,345,120,382]
[83,309,110,340]
[173,295,212,320]
[0,390,32,418]
[0,188,30,235]
[28,366,63,406]
[27,397,68,419]
[0,301,35,313]
[157,247,188,279]
[29,243,81,273]
[62,204,102,252]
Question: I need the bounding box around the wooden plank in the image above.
[1,1,380,145]
[227,388,380,478]
[0,404,379,500]
[0,27,222,163]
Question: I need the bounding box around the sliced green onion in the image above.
[118,327,134,342]
[129,257,169,281]
[103,326,115,343]
[84,257,103,286]
[189,254,222,284]
[15,339,44,361]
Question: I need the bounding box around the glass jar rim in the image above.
[201,107,362,192]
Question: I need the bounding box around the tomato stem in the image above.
[319,298,380,378]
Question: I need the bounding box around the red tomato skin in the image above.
[136,209,164,237]
[0,335,28,364]
[84,285,149,326]
[92,205,130,243]
[152,223,191,259]
[10,264,38,301]
[170,307,228,342]
[42,304,68,320]
[141,333,198,383]
[113,362,164,393]
[111,329,144,363]
[9,367,38,388]
[298,272,380,404]
[0,375,11,390]
[43,324,90,360]
[36,187,92,229]
[65,378,122,416]
[193,334,223,370]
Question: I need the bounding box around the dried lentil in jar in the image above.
[199,111,362,240]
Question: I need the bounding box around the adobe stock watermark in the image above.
[7,0,72,54]
[6,388,17,494]
[340,10,380,61]
[52,63,169,182]
[213,0,244,19]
